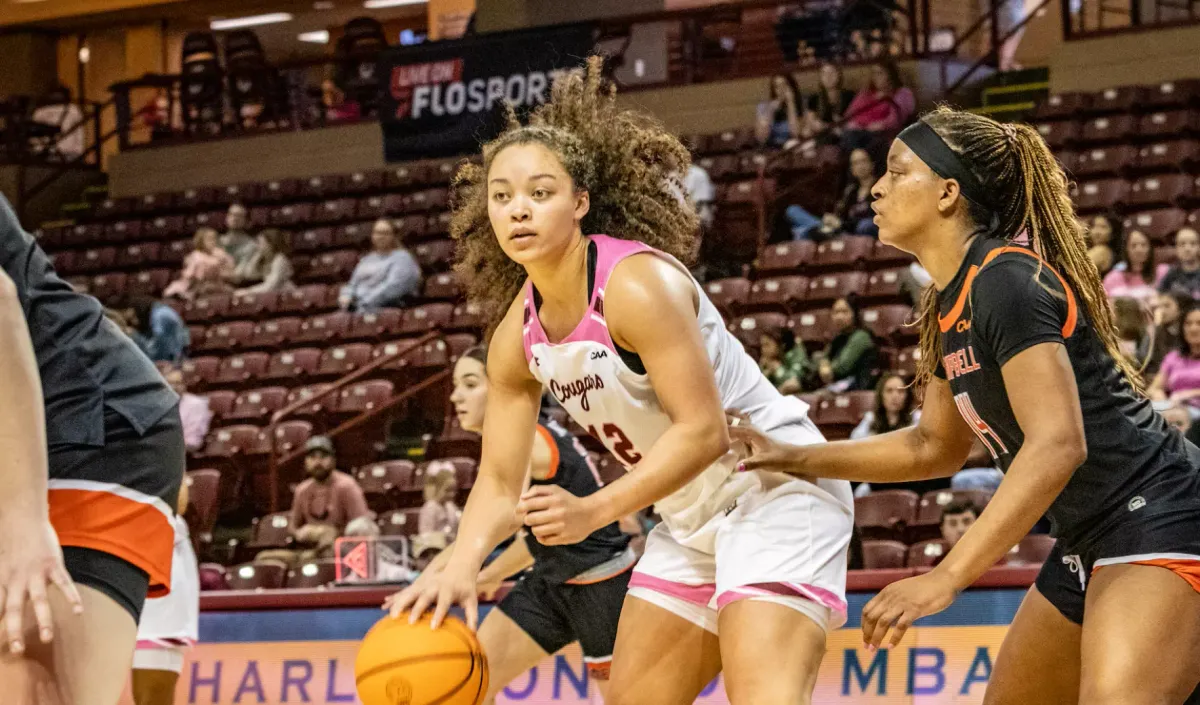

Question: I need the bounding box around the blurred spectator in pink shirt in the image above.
[418,460,461,542]
[164,227,235,300]
[1103,230,1168,307]
[164,366,211,451]
[842,60,914,154]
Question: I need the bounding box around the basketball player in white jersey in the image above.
[130,480,199,705]
[392,58,854,704]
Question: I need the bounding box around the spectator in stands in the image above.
[260,436,371,566]
[411,532,448,572]
[322,79,362,122]
[1086,214,1121,277]
[1112,296,1149,365]
[417,460,461,544]
[802,62,855,143]
[164,227,235,300]
[1102,229,1166,306]
[755,73,803,148]
[221,203,257,267]
[1145,291,1191,375]
[31,84,84,160]
[1161,402,1200,446]
[940,499,980,550]
[1159,227,1200,301]
[339,218,422,312]
[123,295,190,363]
[163,365,211,451]
[851,372,918,440]
[841,60,915,152]
[1149,303,1200,415]
[684,162,715,231]
[759,327,810,395]
[233,228,295,294]
[814,296,878,391]
[785,147,879,239]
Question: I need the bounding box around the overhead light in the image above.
[210,12,294,30]
[363,0,426,8]
[299,30,330,43]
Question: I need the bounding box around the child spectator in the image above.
[123,295,190,363]
[758,327,810,395]
[418,460,462,543]
[163,366,211,451]
[164,227,234,300]
[339,218,422,312]
[1112,296,1149,365]
[1102,229,1166,306]
[1086,214,1121,277]
[1149,304,1200,415]
[233,228,295,294]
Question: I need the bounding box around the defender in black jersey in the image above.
[730,110,1200,704]
[0,195,183,705]
[386,346,632,702]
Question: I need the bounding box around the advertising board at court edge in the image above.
[119,624,1009,704]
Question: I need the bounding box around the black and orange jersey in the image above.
[524,417,631,584]
[935,235,1200,541]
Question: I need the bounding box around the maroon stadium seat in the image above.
[358,194,407,220]
[316,343,373,377]
[186,469,222,538]
[205,390,237,419]
[1142,79,1200,110]
[451,302,484,332]
[1074,145,1137,178]
[373,338,425,372]
[227,291,279,319]
[401,303,454,335]
[407,188,450,213]
[1005,534,1056,566]
[1139,110,1199,139]
[184,294,232,324]
[318,198,357,223]
[260,178,301,203]
[861,304,914,342]
[1033,92,1090,120]
[227,561,288,591]
[287,559,338,589]
[806,271,869,305]
[413,240,455,271]
[343,170,384,194]
[337,380,395,415]
[108,220,143,243]
[1124,208,1189,242]
[356,460,416,511]
[278,284,335,314]
[198,563,229,591]
[262,347,322,382]
[790,308,834,347]
[271,420,314,456]
[334,221,372,249]
[378,508,423,537]
[1078,114,1136,144]
[202,424,270,459]
[1034,120,1080,150]
[896,345,922,378]
[77,246,118,274]
[757,240,815,274]
[814,236,875,270]
[249,317,303,349]
[161,238,191,266]
[863,268,908,302]
[89,273,127,302]
[181,356,220,388]
[729,313,788,350]
[293,227,334,254]
[347,309,406,342]
[308,250,360,282]
[907,539,949,568]
[423,272,461,301]
[202,321,257,355]
[211,351,269,386]
[702,277,751,316]
[1127,174,1193,209]
[286,385,335,418]
[854,490,919,541]
[915,489,993,525]
[294,311,352,345]
[127,268,172,296]
[405,338,452,371]
[1073,178,1130,213]
[746,275,809,314]
[1088,84,1144,115]
[385,162,431,190]
[1138,140,1200,173]
[816,391,875,428]
[224,387,289,424]
[862,540,908,569]
[424,212,451,239]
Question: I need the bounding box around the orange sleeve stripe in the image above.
[534,424,561,480]
[49,488,175,597]
[937,247,1078,337]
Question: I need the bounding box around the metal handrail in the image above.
[263,330,441,512]
[943,0,1055,98]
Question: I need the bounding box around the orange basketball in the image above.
[355,612,488,705]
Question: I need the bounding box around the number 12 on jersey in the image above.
[587,423,643,466]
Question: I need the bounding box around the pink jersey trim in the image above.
[715,581,848,617]
[136,637,195,651]
[522,235,656,365]
[628,571,716,607]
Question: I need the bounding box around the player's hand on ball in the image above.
[385,565,480,631]
[0,519,83,654]
[517,485,599,546]
[860,570,958,651]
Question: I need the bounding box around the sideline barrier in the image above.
[119,566,1040,704]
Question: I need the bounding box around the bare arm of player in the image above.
[476,537,536,600]
[388,299,543,629]
[729,376,976,483]
[859,343,1087,651]
[519,254,730,545]
[0,269,84,653]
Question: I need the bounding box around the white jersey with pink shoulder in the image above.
[522,234,853,547]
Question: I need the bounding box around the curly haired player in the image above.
[390,58,853,704]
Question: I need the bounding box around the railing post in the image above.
[989,0,1002,68]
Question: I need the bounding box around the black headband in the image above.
[897,120,992,209]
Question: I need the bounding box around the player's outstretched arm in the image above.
[390,299,542,629]
[0,268,84,653]
[730,376,976,484]
[520,254,730,546]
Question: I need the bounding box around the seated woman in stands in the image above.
[814,296,878,391]
[841,60,915,153]
[785,148,880,240]
[122,295,190,363]
[755,72,804,148]
[1102,229,1167,306]
[233,228,295,295]
[338,218,422,312]
[801,62,855,143]
[1086,213,1121,277]
[1159,227,1200,301]
[851,372,919,440]
[163,227,234,300]
[1149,302,1200,417]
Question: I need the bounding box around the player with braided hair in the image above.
[732,106,1200,704]
[392,57,854,704]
